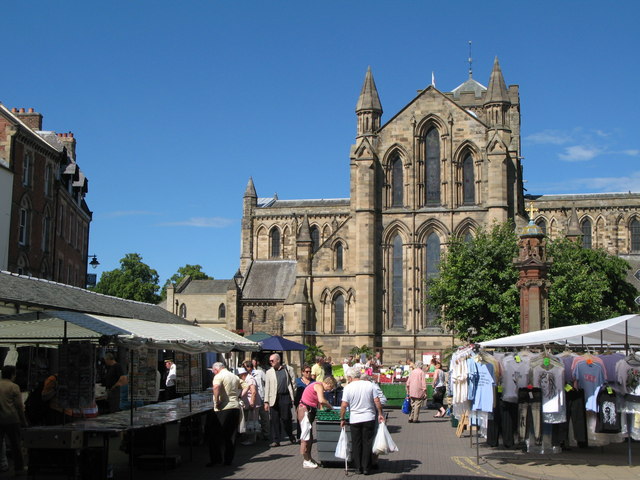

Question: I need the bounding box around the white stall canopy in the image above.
[0,310,259,354]
[480,314,640,348]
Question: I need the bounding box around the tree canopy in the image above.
[160,264,212,299]
[426,222,638,341]
[92,253,161,304]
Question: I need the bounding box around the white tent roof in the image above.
[480,314,640,348]
[0,311,259,354]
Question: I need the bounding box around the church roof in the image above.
[356,66,382,113]
[242,261,297,300]
[451,76,487,98]
[179,279,232,295]
[257,198,350,209]
[244,177,257,198]
[0,271,189,324]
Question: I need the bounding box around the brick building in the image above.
[0,104,91,287]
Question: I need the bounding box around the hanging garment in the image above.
[595,386,621,434]
[572,360,605,411]
[517,387,542,446]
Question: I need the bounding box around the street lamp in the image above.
[89,254,100,269]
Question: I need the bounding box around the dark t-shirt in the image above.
[105,362,124,389]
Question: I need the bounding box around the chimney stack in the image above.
[57,132,77,161]
[13,107,43,131]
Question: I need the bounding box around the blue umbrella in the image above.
[259,335,307,351]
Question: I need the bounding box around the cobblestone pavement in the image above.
[15,409,640,480]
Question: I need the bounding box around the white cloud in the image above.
[620,149,640,156]
[158,217,235,228]
[525,130,572,145]
[558,145,602,162]
[536,172,640,194]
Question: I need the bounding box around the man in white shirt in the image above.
[340,368,384,475]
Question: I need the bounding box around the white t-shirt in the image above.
[500,355,532,403]
[342,379,377,424]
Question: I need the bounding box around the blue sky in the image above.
[2,1,639,286]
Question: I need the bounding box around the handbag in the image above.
[300,411,312,441]
[372,422,399,455]
[334,426,350,460]
[402,396,411,414]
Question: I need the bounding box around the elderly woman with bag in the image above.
[405,361,426,423]
[297,376,336,469]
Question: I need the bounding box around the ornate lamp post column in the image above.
[514,202,552,333]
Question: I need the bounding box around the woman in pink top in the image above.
[296,376,336,469]
[405,361,426,423]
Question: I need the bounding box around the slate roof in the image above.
[258,198,350,209]
[0,271,189,324]
[451,76,487,98]
[241,261,297,300]
[180,279,233,295]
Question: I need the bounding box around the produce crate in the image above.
[316,408,349,422]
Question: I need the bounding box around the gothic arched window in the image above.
[334,293,345,333]
[270,227,280,258]
[536,218,547,235]
[310,226,320,253]
[18,197,31,246]
[425,128,440,206]
[179,303,187,318]
[391,234,404,328]
[462,153,475,205]
[631,218,640,253]
[335,242,344,271]
[425,233,441,327]
[218,303,226,318]
[581,219,592,249]
[391,155,403,207]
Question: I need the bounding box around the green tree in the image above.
[93,253,161,304]
[426,222,638,341]
[426,221,520,342]
[547,238,636,327]
[160,264,212,299]
[304,344,325,365]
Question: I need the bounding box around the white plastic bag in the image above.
[238,410,246,433]
[334,426,350,460]
[372,422,398,455]
[300,411,312,441]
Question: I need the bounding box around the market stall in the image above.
[0,310,259,478]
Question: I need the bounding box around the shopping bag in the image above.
[372,422,399,455]
[401,396,411,414]
[238,410,246,433]
[300,411,312,441]
[334,426,351,460]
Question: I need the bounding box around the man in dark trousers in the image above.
[104,353,127,413]
[263,353,296,447]
[0,365,27,475]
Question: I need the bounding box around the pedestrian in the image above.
[432,361,447,417]
[339,368,384,476]
[0,365,27,475]
[165,359,177,400]
[103,353,127,413]
[310,356,324,382]
[206,361,244,466]
[294,364,313,440]
[323,356,333,378]
[250,358,270,441]
[264,353,296,447]
[238,367,260,445]
[406,361,426,423]
[297,376,336,468]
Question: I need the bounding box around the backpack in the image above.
[24,377,53,425]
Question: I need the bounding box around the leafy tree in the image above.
[160,264,212,299]
[349,344,374,358]
[93,253,161,304]
[426,221,520,342]
[547,238,636,327]
[426,222,638,341]
[304,344,325,365]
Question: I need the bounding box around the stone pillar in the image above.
[514,222,552,333]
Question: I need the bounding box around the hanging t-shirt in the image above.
[595,386,621,433]
[597,353,625,383]
[468,359,495,412]
[500,355,531,403]
[615,358,640,396]
[573,360,605,411]
[532,364,565,414]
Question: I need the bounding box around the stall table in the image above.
[315,408,350,465]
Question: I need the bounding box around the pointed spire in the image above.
[244,177,257,198]
[565,207,582,239]
[485,56,510,104]
[297,214,312,243]
[356,66,382,113]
